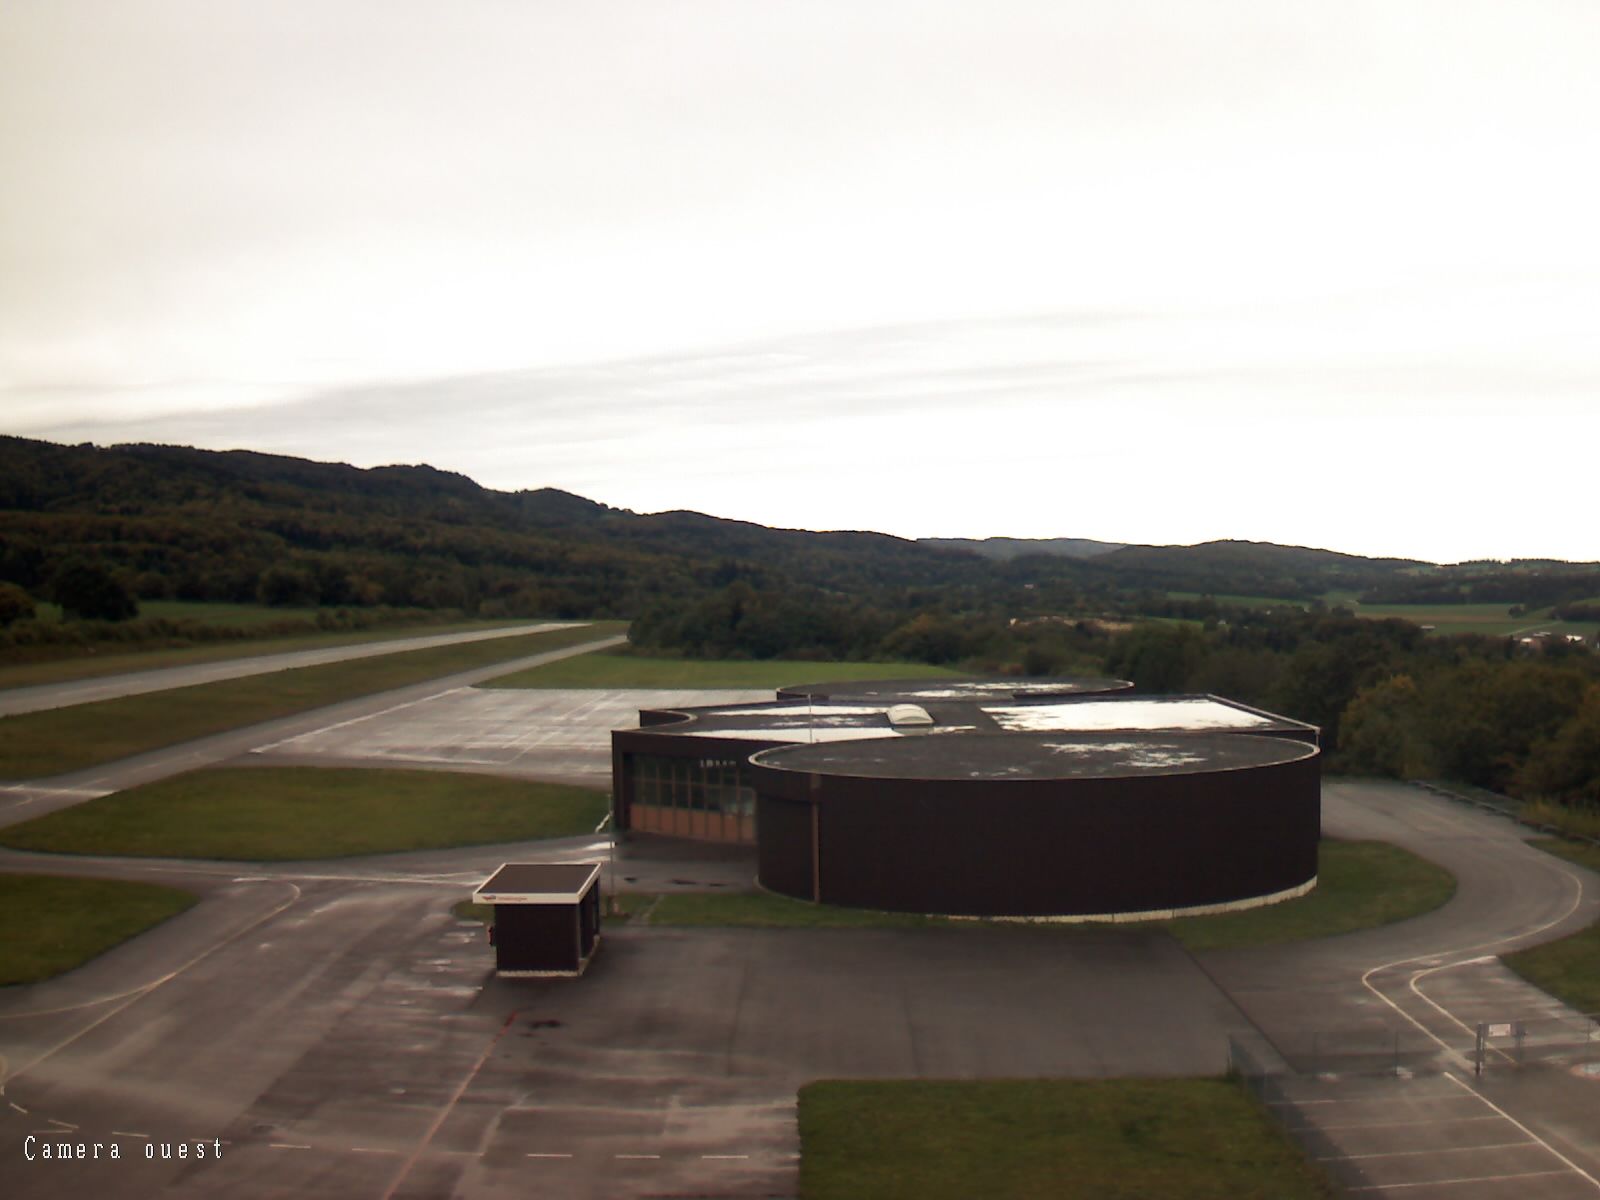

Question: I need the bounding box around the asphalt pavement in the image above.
[0,622,585,717]
[0,634,628,827]
[2,652,1598,1198]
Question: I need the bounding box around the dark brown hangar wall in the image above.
[749,734,1321,919]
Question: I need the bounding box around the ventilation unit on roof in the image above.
[887,704,934,727]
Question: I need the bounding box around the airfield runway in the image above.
[1,658,1598,1198]
[0,622,586,717]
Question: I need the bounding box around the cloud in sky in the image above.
[2,1,1597,562]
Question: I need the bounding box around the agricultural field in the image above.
[1166,591,1307,610]
[1343,601,1599,639]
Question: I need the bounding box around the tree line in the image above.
[631,585,1600,811]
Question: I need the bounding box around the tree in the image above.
[1105,624,1207,693]
[1338,675,1423,778]
[51,561,138,621]
[1516,686,1600,805]
[0,581,35,627]
[256,564,320,607]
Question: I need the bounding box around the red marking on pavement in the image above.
[379,1011,517,1200]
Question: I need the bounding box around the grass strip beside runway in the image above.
[0,873,198,986]
[1502,840,1600,1013]
[479,650,960,689]
[0,621,625,779]
[0,615,564,692]
[0,767,608,860]
[798,1078,1333,1199]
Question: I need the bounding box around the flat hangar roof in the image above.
[641,690,1317,745]
[775,676,1133,702]
[751,732,1318,780]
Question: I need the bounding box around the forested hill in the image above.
[2,436,1591,623]
[1091,540,1428,598]
[0,436,989,616]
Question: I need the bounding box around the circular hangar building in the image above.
[747,732,1320,920]
[611,677,1322,920]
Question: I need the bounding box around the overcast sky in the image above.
[3,1,1596,564]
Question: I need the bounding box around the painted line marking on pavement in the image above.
[8,1101,29,1115]
[703,1154,751,1160]
[0,880,303,1082]
[1444,1071,1600,1191]
[1347,1168,1577,1192]
[1269,1094,1479,1107]
[379,1009,518,1200]
[1355,817,1589,1063]
[352,1147,399,1155]
[251,688,466,754]
[527,1152,573,1159]
[1290,1115,1506,1132]
[270,1143,312,1150]
[615,1153,662,1159]
[46,1118,78,1130]
[113,1130,151,1139]
[1318,1141,1539,1162]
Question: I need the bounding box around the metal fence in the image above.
[1471,1012,1600,1074]
[1230,1029,1440,1080]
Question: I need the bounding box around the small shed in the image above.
[473,862,603,977]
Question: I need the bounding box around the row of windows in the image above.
[629,753,757,817]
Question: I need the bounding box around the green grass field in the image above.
[0,622,624,780]
[1501,840,1600,1014]
[1164,839,1456,951]
[0,767,608,860]
[540,841,1453,947]
[798,1078,1333,1200]
[1520,800,1600,840]
[1344,601,1599,639]
[0,615,593,692]
[0,873,199,986]
[482,650,961,689]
